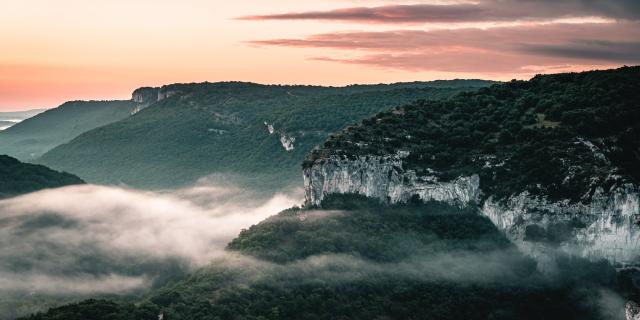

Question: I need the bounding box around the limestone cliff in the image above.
[132,87,160,105]
[131,86,179,104]
[130,86,180,114]
[303,153,480,206]
[482,185,640,266]
[628,301,640,320]
[303,154,640,266]
[302,67,640,267]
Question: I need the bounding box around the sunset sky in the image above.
[1,0,639,110]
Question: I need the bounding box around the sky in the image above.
[1,0,639,110]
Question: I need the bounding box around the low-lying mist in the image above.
[0,184,631,319]
[0,182,300,296]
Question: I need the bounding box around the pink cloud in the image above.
[249,23,640,74]
[239,1,640,24]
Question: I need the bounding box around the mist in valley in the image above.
[0,179,631,319]
[0,180,300,318]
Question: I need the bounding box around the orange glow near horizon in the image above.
[1,0,636,110]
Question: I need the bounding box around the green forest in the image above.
[13,68,640,320]
[306,66,640,201]
[22,195,626,320]
[0,155,83,198]
[37,81,492,190]
[0,100,137,160]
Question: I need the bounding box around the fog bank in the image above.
[0,183,300,295]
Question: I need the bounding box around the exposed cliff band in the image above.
[483,185,640,266]
[130,86,180,114]
[304,154,480,206]
[303,154,640,266]
[302,67,640,267]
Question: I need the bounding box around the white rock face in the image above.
[482,185,640,266]
[280,134,295,151]
[132,93,146,104]
[157,90,177,101]
[304,155,640,266]
[264,122,275,135]
[131,87,160,114]
[303,154,480,206]
[132,88,159,104]
[627,301,640,320]
[263,122,294,150]
[131,105,142,115]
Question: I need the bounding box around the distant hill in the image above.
[0,109,46,130]
[0,101,137,160]
[0,155,83,198]
[38,80,494,190]
[0,108,46,121]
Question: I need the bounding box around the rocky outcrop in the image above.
[157,89,178,101]
[131,86,179,105]
[263,122,295,151]
[132,87,160,105]
[264,122,275,135]
[627,301,640,320]
[303,154,480,206]
[280,134,295,151]
[304,155,640,266]
[131,87,160,115]
[130,87,181,114]
[482,184,640,266]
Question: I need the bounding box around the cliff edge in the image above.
[303,66,640,266]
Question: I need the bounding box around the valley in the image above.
[35,81,492,190]
[3,0,640,318]
[1,67,639,319]
[0,101,137,161]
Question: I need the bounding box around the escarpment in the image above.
[303,153,480,206]
[132,87,160,104]
[130,86,180,114]
[303,66,640,266]
[303,151,640,265]
[482,185,640,266]
[42,80,491,189]
[131,85,184,105]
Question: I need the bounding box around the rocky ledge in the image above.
[303,154,640,267]
[483,184,640,267]
[303,153,480,206]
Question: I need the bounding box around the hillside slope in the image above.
[302,66,640,266]
[0,155,83,198]
[38,81,492,189]
[14,69,640,320]
[0,100,137,160]
[21,195,623,320]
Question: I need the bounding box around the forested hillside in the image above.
[19,68,640,319]
[306,66,640,202]
[38,81,492,189]
[0,100,137,160]
[0,155,83,198]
